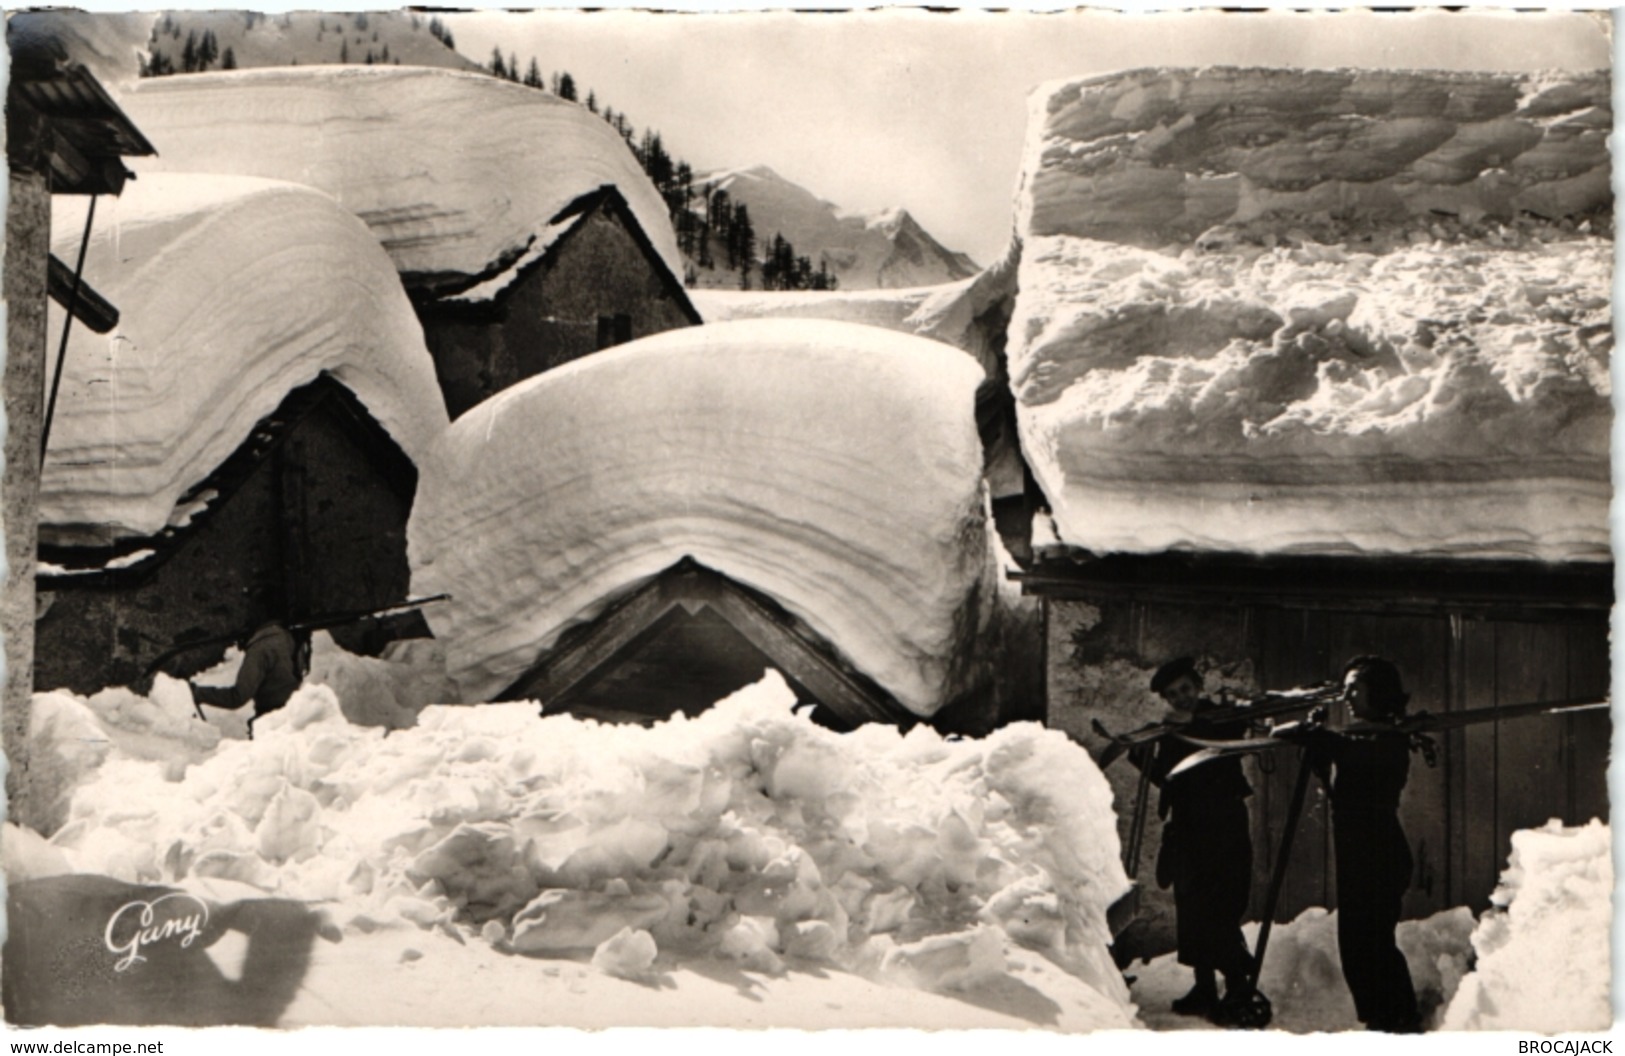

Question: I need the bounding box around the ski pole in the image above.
[1123,761,1153,876]
[1247,746,1316,993]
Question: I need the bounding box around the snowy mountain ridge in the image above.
[9,9,477,88]
[692,164,979,290]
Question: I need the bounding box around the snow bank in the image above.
[123,66,681,293]
[42,174,448,543]
[1011,68,1612,561]
[43,671,1135,1026]
[408,318,992,714]
[1441,819,1611,1031]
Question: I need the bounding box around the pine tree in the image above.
[221,46,237,70]
[508,53,520,82]
[341,38,350,63]
[489,47,506,78]
[586,90,598,113]
[558,71,577,101]
[181,30,197,73]
[732,203,755,275]
[524,58,542,88]
[365,50,375,65]
[380,43,390,62]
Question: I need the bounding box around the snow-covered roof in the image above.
[691,243,1019,379]
[408,318,992,714]
[41,173,450,543]
[1017,65,1612,246]
[121,65,681,298]
[1009,67,1613,563]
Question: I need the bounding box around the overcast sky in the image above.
[443,9,1610,264]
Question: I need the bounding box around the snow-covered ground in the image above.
[1130,906,1476,1033]
[408,318,995,714]
[15,647,1136,1030]
[120,66,681,292]
[10,636,1610,1032]
[41,174,448,544]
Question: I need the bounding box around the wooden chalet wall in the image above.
[1033,557,1610,956]
[419,193,700,419]
[35,378,418,693]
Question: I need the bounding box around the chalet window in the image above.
[596,313,633,350]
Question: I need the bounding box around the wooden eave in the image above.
[499,558,916,728]
[9,64,157,195]
[1014,550,1614,620]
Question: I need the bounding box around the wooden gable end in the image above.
[417,186,700,419]
[35,375,421,693]
[500,558,915,731]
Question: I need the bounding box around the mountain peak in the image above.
[689,166,977,291]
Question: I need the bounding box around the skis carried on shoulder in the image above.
[1092,680,1341,768]
[1168,694,1608,778]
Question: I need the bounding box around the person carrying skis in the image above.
[1306,655,1423,1034]
[1129,656,1258,1021]
[188,590,307,740]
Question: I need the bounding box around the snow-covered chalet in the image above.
[408,319,1029,732]
[121,65,701,418]
[34,174,450,693]
[1004,67,1613,952]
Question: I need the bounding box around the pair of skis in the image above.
[1093,681,1343,768]
[1101,688,1609,1029]
[1163,694,1609,778]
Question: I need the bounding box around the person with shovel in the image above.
[1129,657,1259,1022]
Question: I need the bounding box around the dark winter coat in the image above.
[191,623,303,717]
[1138,701,1255,976]
[1309,728,1421,1031]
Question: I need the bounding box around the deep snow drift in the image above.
[1011,67,1612,561]
[1440,818,1612,1031]
[13,649,1610,1031]
[408,319,993,714]
[41,174,449,544]
[23,665,1137,1029]
[121,66,681,294]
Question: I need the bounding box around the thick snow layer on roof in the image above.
[408,319,990,712]
[29,666,1136,1028]
[1019,67,1611,247]
[1441,819,1611,1031]
[41,174,449,542]
[1010,228,1612,560]
[1012,68,1612,560]
[692,241,1020,381]
[122,66,681,295]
